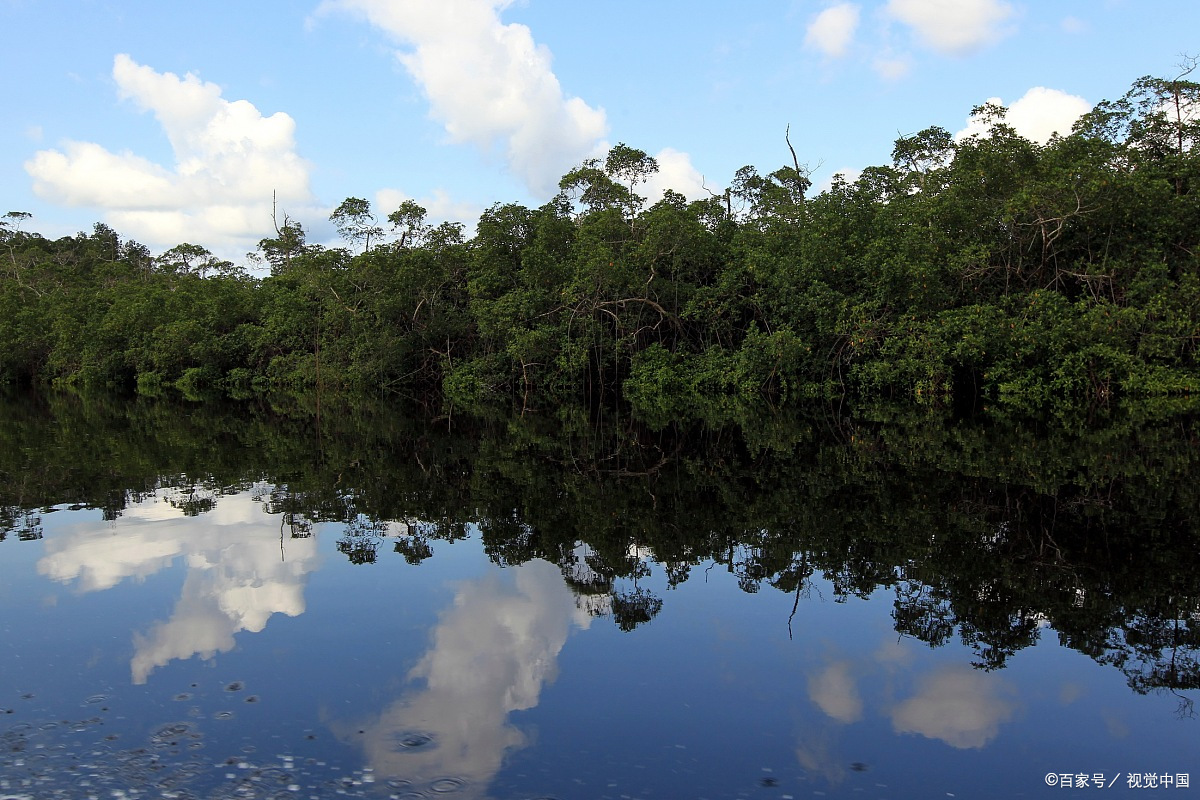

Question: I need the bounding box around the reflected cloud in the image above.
[37,490,320,684]
[891,664,1016,748]
[1102,709,1130,739]
[808,660,863,723]
[1059,681,1084,705]
[353,559,591,795]
[874,636,916,669]
[795,729,848,787]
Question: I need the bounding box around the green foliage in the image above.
[2,73,1199,413]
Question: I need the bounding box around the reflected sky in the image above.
[3,486,1196,798]
[807,641,1018,749]
[890,664,1017,749]
[351,560,592,794]
[37,488,320,683]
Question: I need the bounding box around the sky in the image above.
[3,0,1199,262]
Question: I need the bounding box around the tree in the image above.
[557,159,629,218]
[387,200,431,249]
[892,126,956,193]
[605,143,659,220]
[330,197,383,252]
[256,218,309,275]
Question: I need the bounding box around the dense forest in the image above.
[2,73,1198,416]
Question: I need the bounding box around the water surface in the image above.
[1,394,1197,798]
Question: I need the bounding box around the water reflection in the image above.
[807,660,863,724]
[37,489,320,683]
[2,393,1199,795]
[806,637,1018,753]
[890,664,1016,749]
[353,559,592,795]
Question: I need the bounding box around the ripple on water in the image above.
[390,730,436,752]
[224,681,244,693]
[429,776,468,793]
[151,721,195,744]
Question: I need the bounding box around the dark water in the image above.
[1,393,1198,798]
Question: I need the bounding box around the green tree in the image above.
[330,197,383,252]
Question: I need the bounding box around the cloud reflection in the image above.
[353,559,591,794]
[37,490,320,684]
[890,664,1016,748]
[808,660,863,723]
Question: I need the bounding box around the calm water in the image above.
[1,394,1197,798]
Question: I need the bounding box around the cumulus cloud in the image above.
[322,1,707,203]
[885,0,1015,56]
[643,147,709,203]
[954,87,1092,144]
[322,0,608,196]
[805,4,861,58]
[891,665,1016,748]
[25,54,312,251]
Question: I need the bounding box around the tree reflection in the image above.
[1,390,1199,698]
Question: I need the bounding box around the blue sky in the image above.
[3,0,1198,261]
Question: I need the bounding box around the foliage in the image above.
[1,72,1198,414]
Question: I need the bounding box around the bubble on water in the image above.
[429,776,468,793]
[82,694,106,705]
[173,693,192,702]
[214,711,235,721]
[390,731,436,752]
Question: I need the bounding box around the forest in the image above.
[2,73,1198,417]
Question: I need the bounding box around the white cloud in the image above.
[643,147,709,203]
[891,665,1016,748]
[954,87,1092,144]
[322,0,608,196]
[25,54,312,251]
[885,0,1015,56]
[805,4,861,58]
[873,55,912,81]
